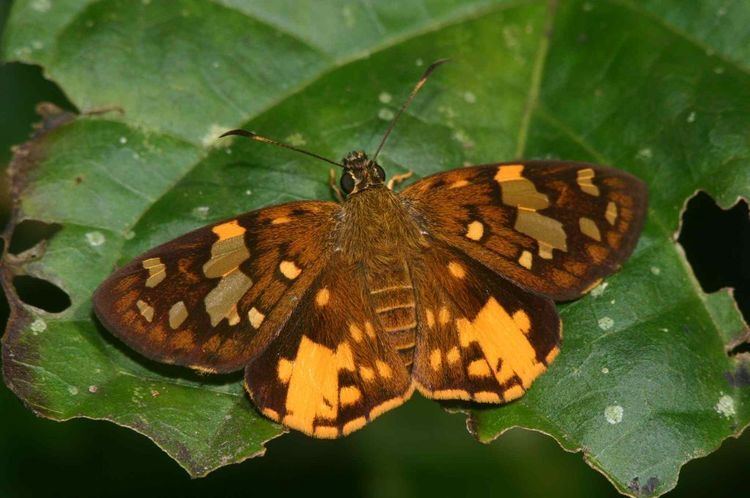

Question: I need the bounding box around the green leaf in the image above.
[2,0,748,494]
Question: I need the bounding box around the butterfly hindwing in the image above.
[244,253,413,438]
[402,161,648,300]
[93,201,339,373]
[410,242,561,402]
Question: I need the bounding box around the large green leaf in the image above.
[2,0,748,494]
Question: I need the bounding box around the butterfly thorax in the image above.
[334,185,426,262]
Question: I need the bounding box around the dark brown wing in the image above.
[410,241,561,402]
[244,253,413,438]
[93,201,339,373]
[402,161,648,301]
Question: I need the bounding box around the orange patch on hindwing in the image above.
[456,297,549,390]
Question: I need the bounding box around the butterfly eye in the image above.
[340,172,355,194]
[375,165,386,182]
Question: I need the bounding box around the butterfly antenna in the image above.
[219,129,345,168]
[372,58,449,162]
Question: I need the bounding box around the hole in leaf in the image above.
[12,275,71,313]
[677,191,750,323]
[8,220,62,255]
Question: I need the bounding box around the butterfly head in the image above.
[340,150,386,196]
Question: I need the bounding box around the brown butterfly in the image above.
[94,61,648,438]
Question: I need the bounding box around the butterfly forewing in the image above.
[93,200,339,373]
[410,242,561,402]
[244,252,413,438]
[402,161,648,300]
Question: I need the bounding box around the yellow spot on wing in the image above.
[518,250,533,270]
[370,392,411,419]
[364,322,375,339]
[136,299,154,322]
[342,417,367,435]
[605,201,618,225]
[494,164,524,182]
[446,347,460,364]
[279,260,302,280]
[474,391,501,403]
[203,233,250,278]
[212,220,245,240]
[376,360,392,379]
[426,309,435,328]
[429,349,442,370]
[339,386,361,406]
[515,210,567,257]
[448,261,466,278]
[277,359,293,383]
[168,301,188,329]
[359,366,375,381]
[545,346,560,365]
[495,165,549,209]
[576,168,600,196]
[204,270,253,326]
[465,220,484,241]
[438,307,450,325]
[449,179,470,189]
[315,288,330,306]
[468,360,491,378]
[504,384,525,400]
[262,408,280,421]
[314,426,338,438]
[512,309,531,334]
[271,216,292,225]
[428,388,470,400]
[579,217,602,241]
[248,307,265,329]
[349,324,363,342]
[336,342,356,372]
[143,257,166,288]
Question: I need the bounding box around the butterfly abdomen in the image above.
[366,259,418,369]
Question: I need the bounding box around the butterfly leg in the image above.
[387,170,413,190]
[328,168,344,203]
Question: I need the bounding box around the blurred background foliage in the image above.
[1,1,749,497]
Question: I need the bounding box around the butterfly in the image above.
[93,61,648,438]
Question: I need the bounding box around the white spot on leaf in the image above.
[85,231,105,247]
[715,394,735,418]
[378,92,392,104]
[687,111,696,123]
[591,282,608,297]
[202,124,229,147]
[32,0,51,12]
[604,405,623,424]
[601,367,609,374]
[463,91,476,104]
[119,136,128,145]
[598,316,614,331]
[636,147,652,160]
[31,318,47,333]
[650,266,661,275]
[88,385,98,393]
[68,386,79,396]
[378,108,394,121]
[285,133,306,147]
[192,206,210,220]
